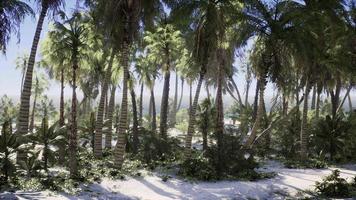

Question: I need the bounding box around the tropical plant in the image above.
[0,120,19,184]
[18,0,64,150]
[29,117,65,172]
[0,0,34,53]
[48,12,89,177]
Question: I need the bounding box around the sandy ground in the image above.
[1,160,356,200]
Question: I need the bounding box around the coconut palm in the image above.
[144,22,185,140]
[48,12,89,177]
[17,0,64,157]
[0,0,34,53]
[166,0,235,153]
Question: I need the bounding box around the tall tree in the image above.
[144,23,184,140]
[48,12,89,177]
[17,0,64,160]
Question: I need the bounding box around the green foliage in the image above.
[178,151,217,181]
[17,151,42,178]
[128,128,183,168]
[283,158,327,169]
[311,115,350,162]
[0,120,19,185]
[0,95,17,124]
[315,170,356,198]
[29,117,66,171]
[273,110,301,159]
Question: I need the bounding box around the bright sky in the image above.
[0,1,279,109]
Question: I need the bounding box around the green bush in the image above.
[311,115,350,162]
[128,128,183,168]
[315,169,355,198]
[283,158,327,169]
[178,151,217,181]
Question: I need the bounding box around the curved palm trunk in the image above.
[160,71,170,140]
[244,76,266,148]
[114,41,130,168]
[185,71,205,152]
[139,83,144,126]
[94,51,115,158]
[150,89,157,132]
[177,77,184,110]
[300,81,310,161]
[130,88,139,154]
[18,4,48,162]
[29,78,39,133]
[104,86,116,149]
[69,63,78,178]
[59,68,65,126]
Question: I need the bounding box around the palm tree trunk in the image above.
[139,83,144,126]
[29,78,39,133]
[105,86,116,149]
[185,71,205,151]
[177,77,184,110]
[244,76,265,148]
[114,41,130,168]
[316,90,321,118]
[252,80,260,121]
[130,88,139,154]
[59,68,65,126]
[348,94,353,113]
[189,83,192,112]
[69,63,78,178]
[245,77,251,106]
[58,68,66,163]
[300,81,310,161]
[94,50,115,157]
[105,88,110,119]
[169,73,179,127]
[215,62,224,174]
[311,86,316,110]
[282,92,288,116]
[18,4,48,162]
[160,71,170,140]
[205,82,210,100]
[150,89,157,132]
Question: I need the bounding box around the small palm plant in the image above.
[0,120,19,184]
[312,115,351,161]
[29,117,65,172]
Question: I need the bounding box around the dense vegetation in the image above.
[1,0,356,198]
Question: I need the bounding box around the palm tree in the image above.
[17,0,64,159]
[166,0,233,152]
[94,49,115,158]
[144,22,184,140]
[48,12,89,177]
[0,0,33,53]
[29,74,49,133]
[92,0,141,168]
[41,36,71,127]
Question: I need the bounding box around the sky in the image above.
[0,1,294,110]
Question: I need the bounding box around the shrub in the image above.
[311,115,350,162]
[129,128,183,168]
[178,151,217,181]
[315,169,353,198]
[284,158,327,169]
